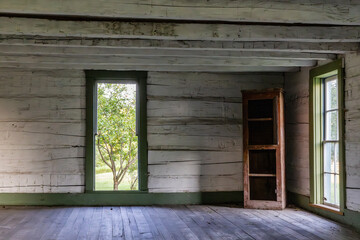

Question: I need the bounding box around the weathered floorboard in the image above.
[0,206,359,240]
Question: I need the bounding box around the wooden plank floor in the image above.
[0,205,358,240]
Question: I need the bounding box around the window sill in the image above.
[309,203,343,215]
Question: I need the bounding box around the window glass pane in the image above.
[95,83,138,191]
[326,78,338,110]
[323,142,339,174]
[325,111,338,140]
[334,174,340,206]
[323,173,332,204]
[324,173,339,206]
[323,142,339,206]
[334,143,339,174]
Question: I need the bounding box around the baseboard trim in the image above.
[0,191,243,206]
[288,191,360,232]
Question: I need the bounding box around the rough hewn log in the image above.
[146,72,283,192]
[148,72,283,101]
[1,37,357,54]
[0,44,336,60]
[1,17,360,42]
[0,53,316,67]
[148,175,242,193]
[0,0,359,25]
[148,150,241,165]
[344,52,360,212]
[0,62,300,72]
[284,67,311,197]
[0,68,85,193]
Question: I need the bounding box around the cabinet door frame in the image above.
[242,89,285,209]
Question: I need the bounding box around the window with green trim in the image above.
[310,59,344,211]
[85,71,148,193]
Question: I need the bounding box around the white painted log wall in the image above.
[0,68,86,193]
[284,67,311,197]
[147,72,284,192]
[344,52,360,212]
[285,55,360,213]
[0,68,283,193]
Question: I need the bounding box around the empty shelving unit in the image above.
[242,88,286,209]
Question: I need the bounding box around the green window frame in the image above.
[309,59,345,212]
[85,71,148,193]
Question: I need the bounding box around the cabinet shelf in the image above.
[249,173,276,177]
[248,118,273,121]
[248,145,278,150]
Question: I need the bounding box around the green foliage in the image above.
[95,164,112,174]
[95,83,138,190]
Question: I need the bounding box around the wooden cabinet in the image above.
[242,88,286,209]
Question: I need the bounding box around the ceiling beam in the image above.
[0,0,359,25]
[1,17,360,42]
[1,37,357,54]
[0,44,336,61]
[0,53,316,67]
[0,62,300,73]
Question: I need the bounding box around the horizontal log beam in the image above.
[1,17,360,42]
[0,0,359,25]
[0,62,299,72]
[0,36,357,54]
[0,44,336,60]
[0,53,315,67]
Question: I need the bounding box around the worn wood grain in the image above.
[147,72,282,192]
[148,72,283,101]
[0,44,337,61]
[210,205,278,239]
[148,134,242,151]
[1,0,360,25]
[39,208,73,240]
[148,150,241,165]
[72,208,93,239]
[0,53,317,68]
[0,68,85,193]
[148,125,241,137]
[148,175,242,192]
[149,162,242,177]
[284,67,311,197]
[344,53,360,212]
[0,206,359,240]
[1,62,300,72]
[1,17,360,42]
[1,38,357,54]
[148,100,242,119]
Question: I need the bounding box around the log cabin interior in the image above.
[0,1,360,239]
